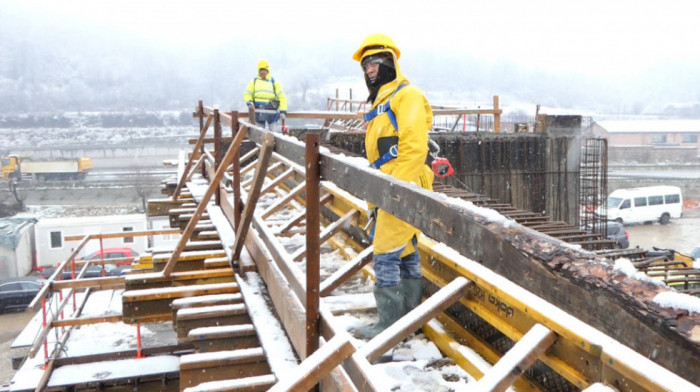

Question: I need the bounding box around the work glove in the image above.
[279,111,286,121]
[246,101,253,107]
[366,207,377,225]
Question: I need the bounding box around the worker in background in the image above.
[353,33,434,339]
[243,59,288,131]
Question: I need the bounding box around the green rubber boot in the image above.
[402,278,423,315]
[355,285,404,339]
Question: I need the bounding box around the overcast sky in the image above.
[4,0,699,79]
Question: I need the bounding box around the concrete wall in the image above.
[324,116,583,226]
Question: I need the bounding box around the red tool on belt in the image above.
[431,157,454,178]
[428,140,454,178]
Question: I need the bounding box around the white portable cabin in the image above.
[147,215,181,253]
[598,186,683,225]
[0,218,36,278]
[34,214,148,267]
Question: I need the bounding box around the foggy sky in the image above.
[1,0,699,116]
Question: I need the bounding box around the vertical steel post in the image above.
[304,134,320,366]
[199,101,206,177]
[214,109,222,206]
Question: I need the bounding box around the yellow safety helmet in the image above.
[352,33,401,62]
[257,59,270,71]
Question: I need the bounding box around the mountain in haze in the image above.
[1,12,699,119]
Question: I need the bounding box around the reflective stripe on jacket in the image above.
[243,76,288,111]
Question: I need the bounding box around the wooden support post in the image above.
[248,104,256,124]
[305,134,321,364]
[214,108,222,205]
[231,133,276,266]
[29,235,91,311]
[162,123,249,277]
[493,95,500,133]
[174,108,212,201]
[473,323,557,392]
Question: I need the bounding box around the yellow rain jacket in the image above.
[364,54,434,256]
[243,62,288,112]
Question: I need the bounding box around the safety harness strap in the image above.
[370,144,399,169]
[363,84,408,131]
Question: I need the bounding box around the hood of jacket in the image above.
[365,51,410,108]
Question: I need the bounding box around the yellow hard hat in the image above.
[257,59,270,71]
[352,33,401,62]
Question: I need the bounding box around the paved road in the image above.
[624,207,700,258]
[0,311,34,387]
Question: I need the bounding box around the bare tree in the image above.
[0,180,27,217]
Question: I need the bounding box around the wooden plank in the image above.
[64,228,180,242]
[359,276,470,364]
[261,181,306,219]
[176,304,251,338]
[268,334,355,392]
[252,214,306,302]
[124,267,234,291]
[472,323,557,392]
[260,167,296,196]
[178,375,276,392]
[276,193,333,235]
[162,121,249,277]
[53,314,123,328]
[320,246,374,297]
[244,218,308,358]
[29,235,91,311]
[174,113,212,200]
[232,133,275,265]
[186,324,260,353]
[51,276,125,291]
[291,209,359,262]
[123,282,239,302]
[179,348,271,391]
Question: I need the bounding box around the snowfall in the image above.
[6,132,700,392]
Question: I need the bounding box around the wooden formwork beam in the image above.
[232,133,275,266]
[359,277,470,364]
[268,333,355,392]
[174,113,213,200]
[162,121,249,277]
[473,323,557,392]
[239,124,700,386]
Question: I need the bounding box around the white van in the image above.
[597,186,683,224]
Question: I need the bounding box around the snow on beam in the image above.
[242,124,700,386]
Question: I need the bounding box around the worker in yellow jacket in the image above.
[243,59,288,130]
[353,33,434,339]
